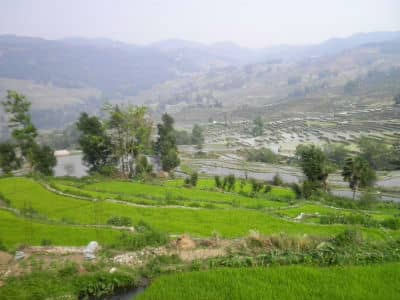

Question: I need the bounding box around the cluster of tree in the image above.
[244,147,279,164]
[295,144,376,199]
[394,93,400,105]
[358,136,400,170]
[155,113,180,172]
[0,91,56,175]
[249,178,272,196]
[174,124,204,150]
[38,124,81,150]
[323,143,349,168]
[251,116,264,137]
[214,175,236,191]
[76,108,180,178]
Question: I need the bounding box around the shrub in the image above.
[0,192,11,206]
[272,173,283,186]
[189,172,198,187]
[185,172,198,187]
[320,214,378,227]
[107,216,132,227]
[250,179,263,195]
[380,218,400,230]
[0,239,7,251]
[264,184,272,194]
[40,239,52,246]
[75,272,136,299]
[223,175,236,191]
[334,229,363,246]
[114,221,168,250]
[359,191,378,208]
[245,147,278,163]
[58,262,79,277]
[302,180,322,199]
[290,183,302,199]
[135,155,153,178]
[214,176,222,188]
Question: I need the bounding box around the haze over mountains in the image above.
[0,31,400,130]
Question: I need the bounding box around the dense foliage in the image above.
[0,91,56,175]
[155,113,180,172]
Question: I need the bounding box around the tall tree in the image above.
[342,156,376,200]
[106,105,152,177]
[358,136,393,170]
[251,116,264,137]
[2,91,56,175]
[295,144,330,190]
[155,113,180,172]
[2,90,37,159]
[191,124,204,150]
[76,112,113,173]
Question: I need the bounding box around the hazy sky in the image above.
[1,0,399,47]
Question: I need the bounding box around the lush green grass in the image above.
[82,180,289,209]
[0,178,393,241]
[0,210,120,248]
[138,263,400,300]
[164,178,296,199]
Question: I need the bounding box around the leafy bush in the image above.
[113,221,168,250]
[250,179,263,195]
[333,229,363,246]
[184,172,198,187]
[74,272,137,299]
[264,184,272,194]
[214,176,222,188]
[290,183,302,199]
[40,239,52,246]
[272,173,283,186]
[0,239,7,251]
[107,216,132,227]
[359,191,379,208]
[223,175,236,191]
[58,262,79,277]
[0,192,11,206]
[302,180,322,199]
[245,147,278,163]
[189,172,198,187]
[320,214,378,227]
[380,218,400,230]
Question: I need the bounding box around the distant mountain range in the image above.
[1,31,399,96]
[0,31,399,129]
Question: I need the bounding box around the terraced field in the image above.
[0,177,399,249]
[1,175,400,300]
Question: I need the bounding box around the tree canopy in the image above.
[295,144,331,190]
[342,156,376,200]
[155,113,180,172]
[1,91,56,175]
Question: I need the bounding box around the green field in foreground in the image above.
[138,263,400,300]
[0,178,395,243]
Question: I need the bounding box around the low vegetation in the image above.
[138,263,400,300]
